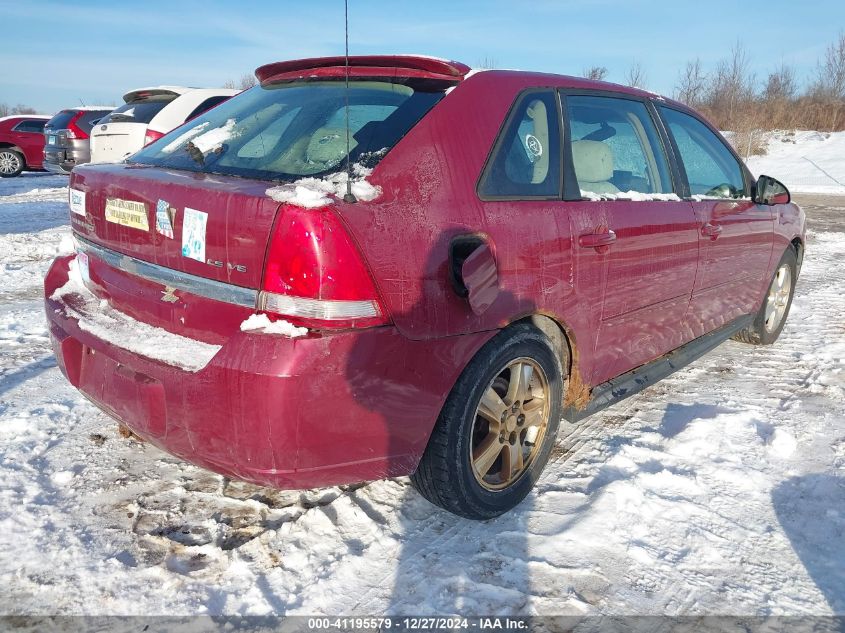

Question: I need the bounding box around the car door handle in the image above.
[578,230,617,249]
[702,223,723,239]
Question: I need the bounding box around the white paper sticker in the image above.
[181,207,208,263]
[77,251,90,283]
[69,189,86,216]
[105,197,149,231]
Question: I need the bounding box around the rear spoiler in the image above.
[255,55,471,85]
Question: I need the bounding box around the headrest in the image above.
[306,128,357,167]
[571,139,614,183]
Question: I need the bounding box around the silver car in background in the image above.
[43,107,114,174]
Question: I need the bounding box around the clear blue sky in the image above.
[1,0,843,114]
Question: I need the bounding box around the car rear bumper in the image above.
[44,144,90,173]
[44,255,492,489]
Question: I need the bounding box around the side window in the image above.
[479,91,560,198]
[13,120,46,133]
[659,107,747,198]
[184,96,231,123]
[566,96,672,196]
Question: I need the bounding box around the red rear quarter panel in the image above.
[337,72,577,334]
[0,117,45,168]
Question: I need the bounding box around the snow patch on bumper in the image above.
[50,256,221,372]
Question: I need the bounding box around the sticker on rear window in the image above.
[524,134,543,159]
[155,199,175,239]
[104,198,149,231]
[69,189,86,216]
[182,208,208,263]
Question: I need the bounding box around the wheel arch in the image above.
[512,313,590,409]
[790,236,804,274]
[0,143,26,166]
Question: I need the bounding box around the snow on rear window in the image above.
[129,80,447,182]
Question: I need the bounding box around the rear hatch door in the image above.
[91,90,179,162]
[69,163,278,341]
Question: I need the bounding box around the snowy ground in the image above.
[747,130,845,195]
[1,172,844,617]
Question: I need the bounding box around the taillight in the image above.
[66,112,88,140]
[144,129,165,146]
[259,204,388,329]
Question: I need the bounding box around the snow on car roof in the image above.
[58,106,115,112]
[0,114,51,121]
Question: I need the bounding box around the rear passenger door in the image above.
[658,106,774,337]
[12,119,46,167]
[563,94,699,386]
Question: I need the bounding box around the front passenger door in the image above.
[658,107,774,337]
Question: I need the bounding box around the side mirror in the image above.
[754,175,791,205]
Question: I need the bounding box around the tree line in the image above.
[586,31,845,145]
[0,103,39,117]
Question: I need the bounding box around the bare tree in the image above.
[238,73,257,89]
[765,63,797,101]
[582,66,608,81]
[0,103,38,116]
[476,56,497,70]
[705,42,756,129]
[625,61,647,88]
[223,73,257,90]
[675,58,707,107]
[810,31,845,131]
[813,30,845,99]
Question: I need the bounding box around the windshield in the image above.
[99,96,173,124]
[129,79,447,181]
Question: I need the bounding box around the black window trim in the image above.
[655,102,755,200]
[559,88,683,201]
[476,87,565,202]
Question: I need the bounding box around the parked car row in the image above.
[0,86,236,177]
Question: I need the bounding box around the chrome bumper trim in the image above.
[75,235,257,308]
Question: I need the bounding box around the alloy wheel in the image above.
[0,151,22,175]
[470,357,551,491]
[764,264,792,333]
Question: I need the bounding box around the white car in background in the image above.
[89,86,239,163]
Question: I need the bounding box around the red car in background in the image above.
[0,114,51,177]
[44,56,804,519]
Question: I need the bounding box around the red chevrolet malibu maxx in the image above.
[44,56,804,519]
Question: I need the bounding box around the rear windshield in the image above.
[129,79,447,181]
[45,111,76,130]
[99,96,174,124]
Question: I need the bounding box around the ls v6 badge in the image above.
[206,259,247,273]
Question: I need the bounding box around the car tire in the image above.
[0,149,25,178]
[411,323,564,520]
[733,246,798,346]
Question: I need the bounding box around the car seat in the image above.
[305,127,358,171]
[571,139,620,195]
